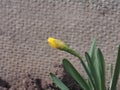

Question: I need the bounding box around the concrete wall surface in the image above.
[0,0,120,89]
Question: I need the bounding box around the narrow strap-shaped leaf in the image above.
[63,47,94,89]
[110,45,120,90]
[62,58,90,90]
[50,73,69,90]
[109,64,113,88]
[89,37,96,60]
[85,52,100,90]
[87,79,94,90]
[89,38,98,79]
[85,52,96,89]
[110,64,113,79]
[97,48,106,90]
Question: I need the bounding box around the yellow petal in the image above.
[48,37,67,49]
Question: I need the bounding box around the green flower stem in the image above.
[63,47,93,89]
[64,47,90,74]
[63,47,82,60]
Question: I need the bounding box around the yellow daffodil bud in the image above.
[48,37,82,59]
[48,37,68,50]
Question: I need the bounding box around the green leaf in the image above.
[50,73,69,90]
[89,37,96,61]
[85,52,100,90]
[109,64,113,88]
[110,45,120,90]
[97,48,106,90]
[63,47,92,89]
[110,64,113,79]
[62,58,90,90]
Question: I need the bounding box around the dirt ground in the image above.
[0,63,82,90]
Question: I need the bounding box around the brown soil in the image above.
[0,63,82,90]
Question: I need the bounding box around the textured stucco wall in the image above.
[0,0,120,89]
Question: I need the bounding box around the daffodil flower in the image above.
[48,37,69,50]
[47,37,82,60]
